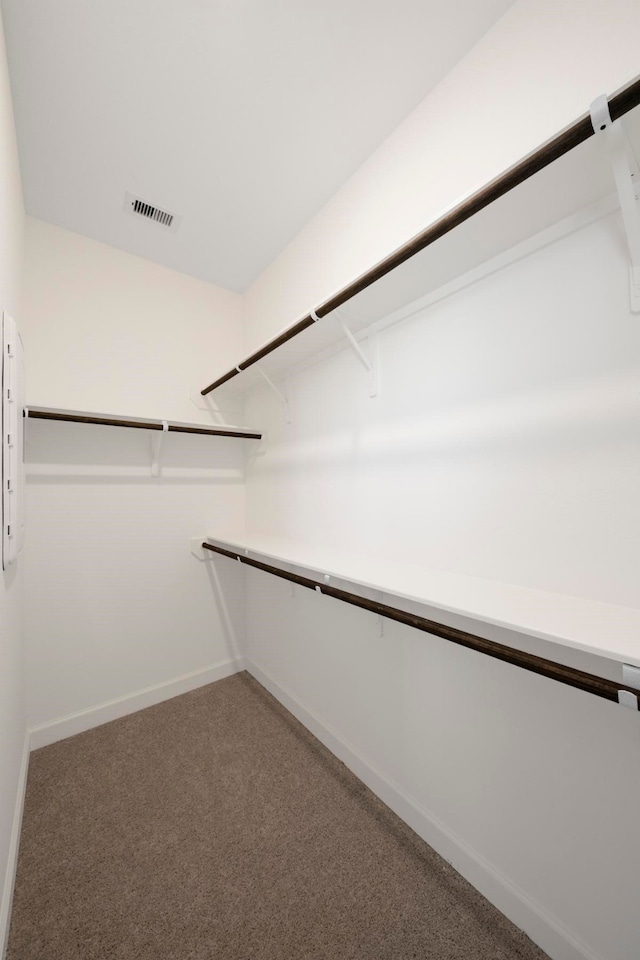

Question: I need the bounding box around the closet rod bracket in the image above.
[619,663,640,710]
[190,538,206,560]
[150,421,168,477]
[591,94,640,312]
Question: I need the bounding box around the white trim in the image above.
[29,658,245,750]
[246,658,605,960]
[1,730,30,960]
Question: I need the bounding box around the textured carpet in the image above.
[8,672,549,960]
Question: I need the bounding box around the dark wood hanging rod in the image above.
[26,409,262,440]
[201,74,640,396]
[202,541,639,708]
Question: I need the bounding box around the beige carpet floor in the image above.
[8,672,549,960]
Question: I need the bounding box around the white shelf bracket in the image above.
[619,663,640,710]
[591,95,640,312]
[339,318,378,397]
[256,365,291,423]
[150,421,168,477]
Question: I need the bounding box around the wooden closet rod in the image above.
[27,409,262,439]
[201,75,640,396]
[202,541,639,708]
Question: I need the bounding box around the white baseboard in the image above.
[1,730,30,960]
[29,657,245,750]
[246,658,603,960]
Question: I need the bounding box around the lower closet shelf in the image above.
[202,534,640,674]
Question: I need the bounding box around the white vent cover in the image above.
[124,192,181,232]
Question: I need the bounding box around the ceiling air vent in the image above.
[124,192,181,233]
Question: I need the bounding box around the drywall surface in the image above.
[244,0,640,347]
[242,213,640,960]
[0,7,25,956]
[22,218,243,421]
[246,214,640,607]
[22,220,247,732]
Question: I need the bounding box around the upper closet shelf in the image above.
[202,533,640,670]
[201,78,640,404]
[26,406,262,439]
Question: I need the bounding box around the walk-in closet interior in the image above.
[1,2,639,959]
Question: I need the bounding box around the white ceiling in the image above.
[2,0,513,292]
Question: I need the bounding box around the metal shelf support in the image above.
[591,94,640,312]
[256,365,291,422]
[338,318,379,397]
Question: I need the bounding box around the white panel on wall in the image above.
[2,311,25,569]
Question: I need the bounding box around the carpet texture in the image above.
[8,672,549,960]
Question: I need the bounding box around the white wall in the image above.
[242,209,640,960]
[247,211,640,607]
[21,219,248,740]
[237,4,640,955]
[244,0,640,347]
[22,218,243,421]
[0,6,25,955]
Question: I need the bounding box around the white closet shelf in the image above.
[203,533,640,669]
[26,406,262,439]
[202,81,640,403]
